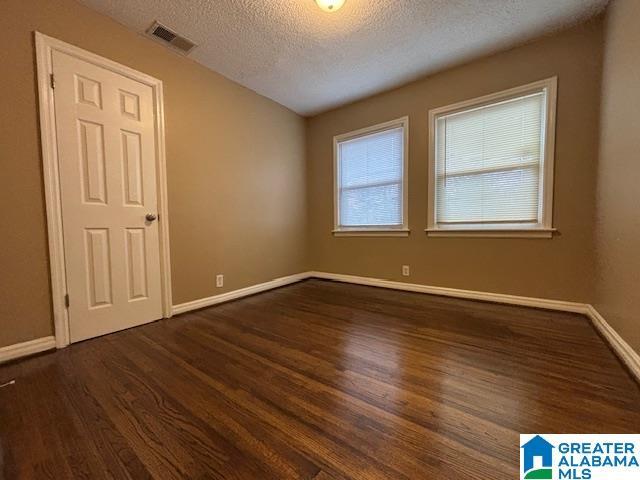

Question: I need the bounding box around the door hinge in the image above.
[64,293,69,308]
[50,73,55,89]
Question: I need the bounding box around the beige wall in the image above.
[595,0,640,352]
[3,0,634,354]
[306,20,604,303]
[0,0,307,348]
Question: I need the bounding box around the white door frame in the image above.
[35,32,172,348]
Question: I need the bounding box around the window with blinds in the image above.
[335,118,408,233]
[428,78,556,237]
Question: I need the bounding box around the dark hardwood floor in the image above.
[1,279,639,479]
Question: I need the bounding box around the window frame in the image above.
[426,77,558,239]
[333,117,410,237]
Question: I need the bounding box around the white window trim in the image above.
[426,77,558,239]
[333,117,410,237]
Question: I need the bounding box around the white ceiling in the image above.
[79,0,608,116]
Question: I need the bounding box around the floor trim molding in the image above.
[2,272,637,383]
[584,305,640,382]
[310,271,589,313]
[173,269,640,383]
[172,272,310,315]
[310,271,640,382]
[0,336,56,364]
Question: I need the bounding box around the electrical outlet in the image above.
[216,274,224,288]
[402,265,410,277]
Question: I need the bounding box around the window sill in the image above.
[333,229,410,237]
[424,228,556,239]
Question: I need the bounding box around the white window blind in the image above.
[434,91,547,227]
[337,125,405,228]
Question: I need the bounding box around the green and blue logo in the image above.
[521,435,554,479]
[520,434,640,479]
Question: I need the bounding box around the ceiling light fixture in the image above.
[315,0,346,12]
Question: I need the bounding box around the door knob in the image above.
[145,213,157,222]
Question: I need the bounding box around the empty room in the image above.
[1,0,639,478]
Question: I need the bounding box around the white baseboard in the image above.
[584,305,640,381]
[4,273,635,383]
[0,336,56,364]
[310,271,640,383]
[172,272,311,315]
[309,271,589,313]
[172,269,638,383]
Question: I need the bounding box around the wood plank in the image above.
[1,279,639,479]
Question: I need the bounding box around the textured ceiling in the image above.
[79,0,609,116]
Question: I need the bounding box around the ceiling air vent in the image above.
[146,21,196,55]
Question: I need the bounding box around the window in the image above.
[427,78,557,238]
[334,117,409,236]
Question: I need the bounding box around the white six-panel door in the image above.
[52,50,163,343]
